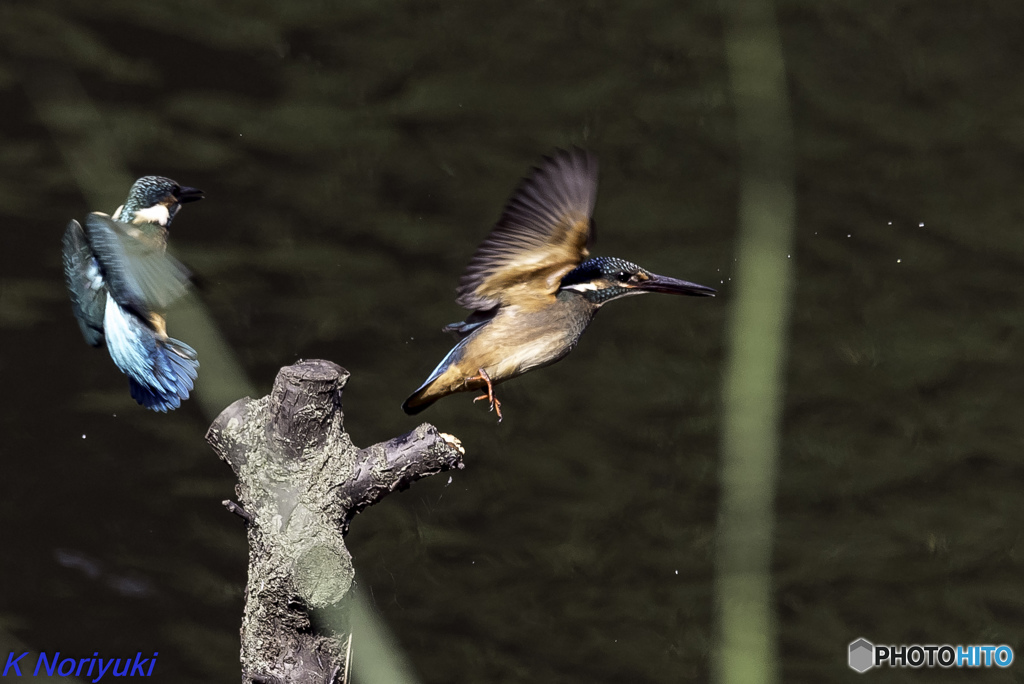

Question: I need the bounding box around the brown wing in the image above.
[455,148,598,311]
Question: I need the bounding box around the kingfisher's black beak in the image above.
[176,186,205,203]
[636,273,716,297]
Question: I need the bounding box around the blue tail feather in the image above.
[130,337,199,411]
[103,295,199,411]
[127,342,198,411]
[129,379,182,412]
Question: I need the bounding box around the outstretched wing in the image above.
[83,213,191,315]
[455,148,598,311]
[61,220,106,346]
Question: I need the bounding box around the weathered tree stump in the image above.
[206,360,465,684]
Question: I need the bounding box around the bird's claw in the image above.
[471,368,503,422]
[473,394,503,421]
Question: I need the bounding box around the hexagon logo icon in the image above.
[849,638,874,673]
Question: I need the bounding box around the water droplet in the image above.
[81,434,86,439]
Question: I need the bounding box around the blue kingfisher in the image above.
[62,176,204,411]
[402,148,716,420]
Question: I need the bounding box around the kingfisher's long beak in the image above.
[636,273,716,297]
[176,186,205,203]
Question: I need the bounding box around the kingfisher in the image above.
[62,176,204,411]
[402,148,716,420]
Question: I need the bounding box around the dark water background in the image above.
[2,1,1023,682]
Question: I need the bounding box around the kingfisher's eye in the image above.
[616,272,641,284]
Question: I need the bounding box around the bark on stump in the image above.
[206,359,465,684]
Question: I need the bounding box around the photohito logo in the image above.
[848,638,1014,672]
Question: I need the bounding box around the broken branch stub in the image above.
[206,359,465,684]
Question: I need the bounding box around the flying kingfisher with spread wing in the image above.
[402,148,715,420]
[62,176,203,411]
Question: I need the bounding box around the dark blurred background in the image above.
[1,1,1022,682]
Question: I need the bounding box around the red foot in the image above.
[469,368,503,422]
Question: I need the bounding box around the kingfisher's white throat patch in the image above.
[132,203,171,226]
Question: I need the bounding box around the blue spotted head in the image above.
[115,176,204,227]
[558,256,716,306]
